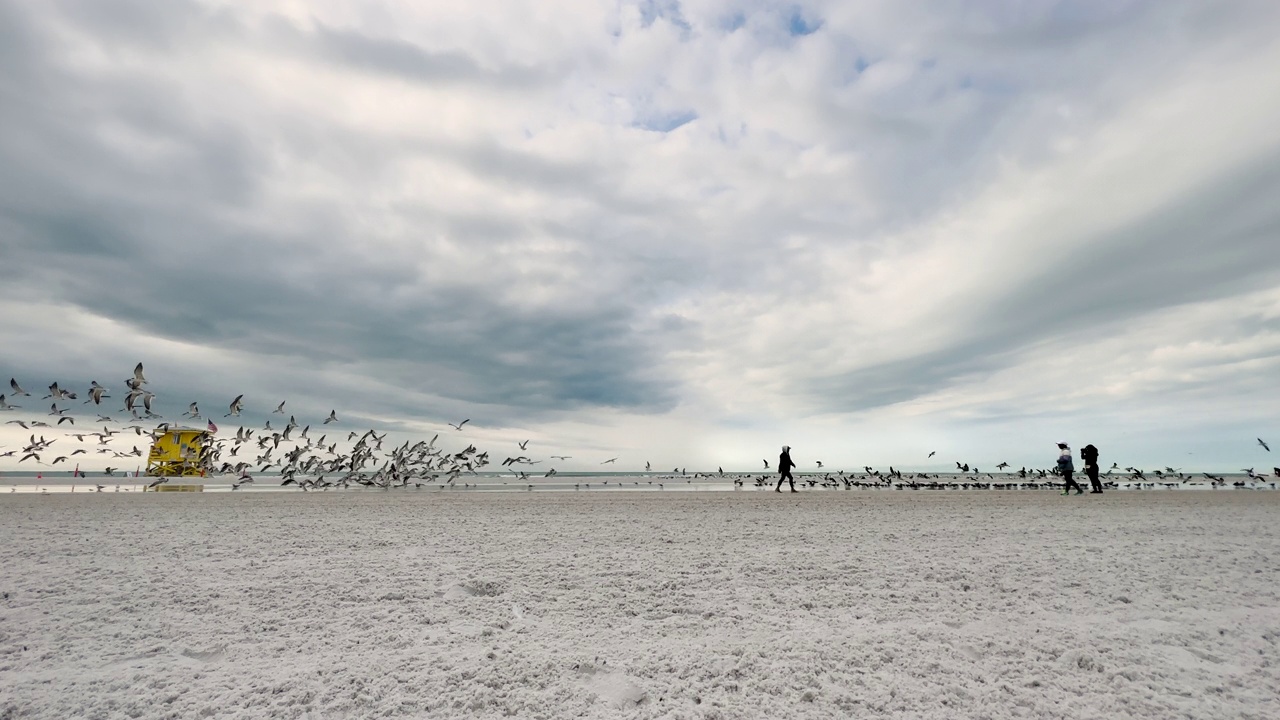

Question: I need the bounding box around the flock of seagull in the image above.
[2,364,1278,493]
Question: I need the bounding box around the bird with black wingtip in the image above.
[775,445,797,493]
[1057,442,1083,495]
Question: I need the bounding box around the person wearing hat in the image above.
[1057,442,1083,495]
[776,445,797,492]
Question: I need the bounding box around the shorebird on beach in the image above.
[9,378,29,396]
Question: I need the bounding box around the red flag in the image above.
[207,420,218,434]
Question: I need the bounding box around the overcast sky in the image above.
[2,0,1279,473]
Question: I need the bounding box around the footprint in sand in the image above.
[575,661,647,709]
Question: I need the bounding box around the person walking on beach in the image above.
[1081,443,1102,493]
[776,445,797,493]
[1057,442,1083,495]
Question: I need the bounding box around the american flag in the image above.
[207,420,218,434]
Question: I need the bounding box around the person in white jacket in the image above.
[1057,442,1083,495]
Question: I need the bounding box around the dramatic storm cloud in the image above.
[2,0,1278,471]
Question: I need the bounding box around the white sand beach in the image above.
[2,491,1277,719]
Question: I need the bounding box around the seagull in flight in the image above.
[1260,438,1271,452]
[518,440,529,450]
[225,394,244,417]
[44,382,73,400]
[183,402,200,418]
[928,451,936,458]
[132,363,147,385]
[324,410,337,424]
[448,419,470,431]
[9,378,30,396]
[645,461,651,471]
[550,455,571,460]
[85,382,110,405]
[601,457,617,464]
[763,459,770,469]
[0,394,19,410]
[273,401,286,414]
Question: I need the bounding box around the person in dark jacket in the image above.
[776,445,797,492]
[1057,442,1083,495]
[1081,444,1102,493]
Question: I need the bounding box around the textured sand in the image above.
[2,491,1278,719]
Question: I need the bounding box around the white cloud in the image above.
[2,0,1279,472]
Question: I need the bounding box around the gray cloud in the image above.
[810,149,1280,411]
[2,0,1279,471]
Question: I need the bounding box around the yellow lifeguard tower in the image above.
[146,426,212,477]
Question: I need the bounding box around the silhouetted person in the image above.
[1058,442,1083,495]
[776,445,796,492]
[1081,443,1102,493]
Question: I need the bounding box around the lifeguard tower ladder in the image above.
[146,427,212,477]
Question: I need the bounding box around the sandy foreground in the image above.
[1,492,1277,719]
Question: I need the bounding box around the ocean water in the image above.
[1,470,1271,493]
